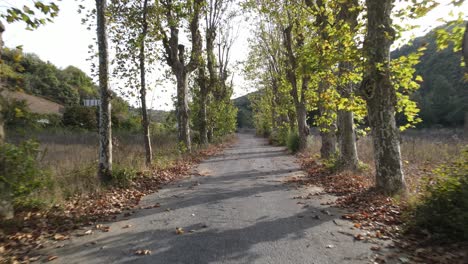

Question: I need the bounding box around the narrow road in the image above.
[46,133,381,264]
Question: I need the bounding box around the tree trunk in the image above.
[206,28,217,92]
[463,22,468,69]
[139,0,152,166]
[96,0,112,182]
[361,0,405,195]
[336,64,358,169]
[0,22,5,145]
[336,0,359,170]
[318,83,337,159]
[176,71,191,152]
[337,109,359,169]
[296,103,309,151]
[0,21,13,220]
[463,23,468,139]
[288,109,296,132]
[319,125,337,159]
[283,25,309,151]
[197,66,209,145]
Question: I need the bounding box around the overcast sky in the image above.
[2,0,466,110]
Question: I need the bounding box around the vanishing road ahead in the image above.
[46,133,382,264]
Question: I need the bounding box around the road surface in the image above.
[44,133,383,264]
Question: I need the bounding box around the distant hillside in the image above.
[1,47,98,106]
[233,93,254,128]
[392,23,467,127]
[1,90,64,116]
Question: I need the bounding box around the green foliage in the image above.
[269,125,289,146]
[1,1,59,30]
[286,130,300,153]
[62,106,98,130]
[408,147,468,241]
[1,48,98,106]
[233,95,254,128]
[209,99,238,138]
[0,140,51,208]
[2,99,37,129]
[111,165,138,188]
[392,23,467,127]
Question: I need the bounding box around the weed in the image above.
[286,130,300,153]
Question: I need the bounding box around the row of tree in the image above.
[0,0,238,218]
[93,0,237,178]
[243,0,467,195]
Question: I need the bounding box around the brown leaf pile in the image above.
[0,139,234,263]
[296,154,468,264]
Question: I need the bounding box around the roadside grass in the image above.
[304,128,466,194]
[5,129,214,208]
[297,128,468,263]
[1,131,234,262]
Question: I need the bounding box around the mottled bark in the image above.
[318,83,337,159]
[283,25,309,151]
[361,0,405,195]
[176,71,191,150]
[201,26,217,145]
[335,0,359,169]
[197,64,209,145]
[96,0,113,182]
[139,0,152,165]
[337,107,359,169]
[159,0,203,152]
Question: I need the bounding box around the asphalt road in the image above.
[44,133,383,264]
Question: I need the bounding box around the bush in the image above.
[408,147,468,241]
[111,165,138,188]
[0,140,51,209]
[62,105,98,129]
[269,127,289,146]
[287,130,300,153]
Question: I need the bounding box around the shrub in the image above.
[269,127,289,146]
[287,130,300,153]
[0,140,51,209]
[111,165,138,188]
[62,105,98,129]
[2,99,37,129]
[407,147,468,241]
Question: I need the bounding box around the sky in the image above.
[2,0,466,110]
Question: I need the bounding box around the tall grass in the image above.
[306,128,466,193]
[7,129,179,203]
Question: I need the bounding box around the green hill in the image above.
[1,48,99,106]
[233,93,254,128]
[392,24,467,127]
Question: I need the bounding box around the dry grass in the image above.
[9,130,180,203]
[306,128,467,194]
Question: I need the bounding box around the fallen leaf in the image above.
[122,224,132,229]
[135,249,151,255]
[354,234,365,240]
[175,227,184,235]
[47,256,59,262]
[370,246,381,251]
[53,234,69,241]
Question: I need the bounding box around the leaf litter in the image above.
[0,139,234,263]
[293,153,468,264]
